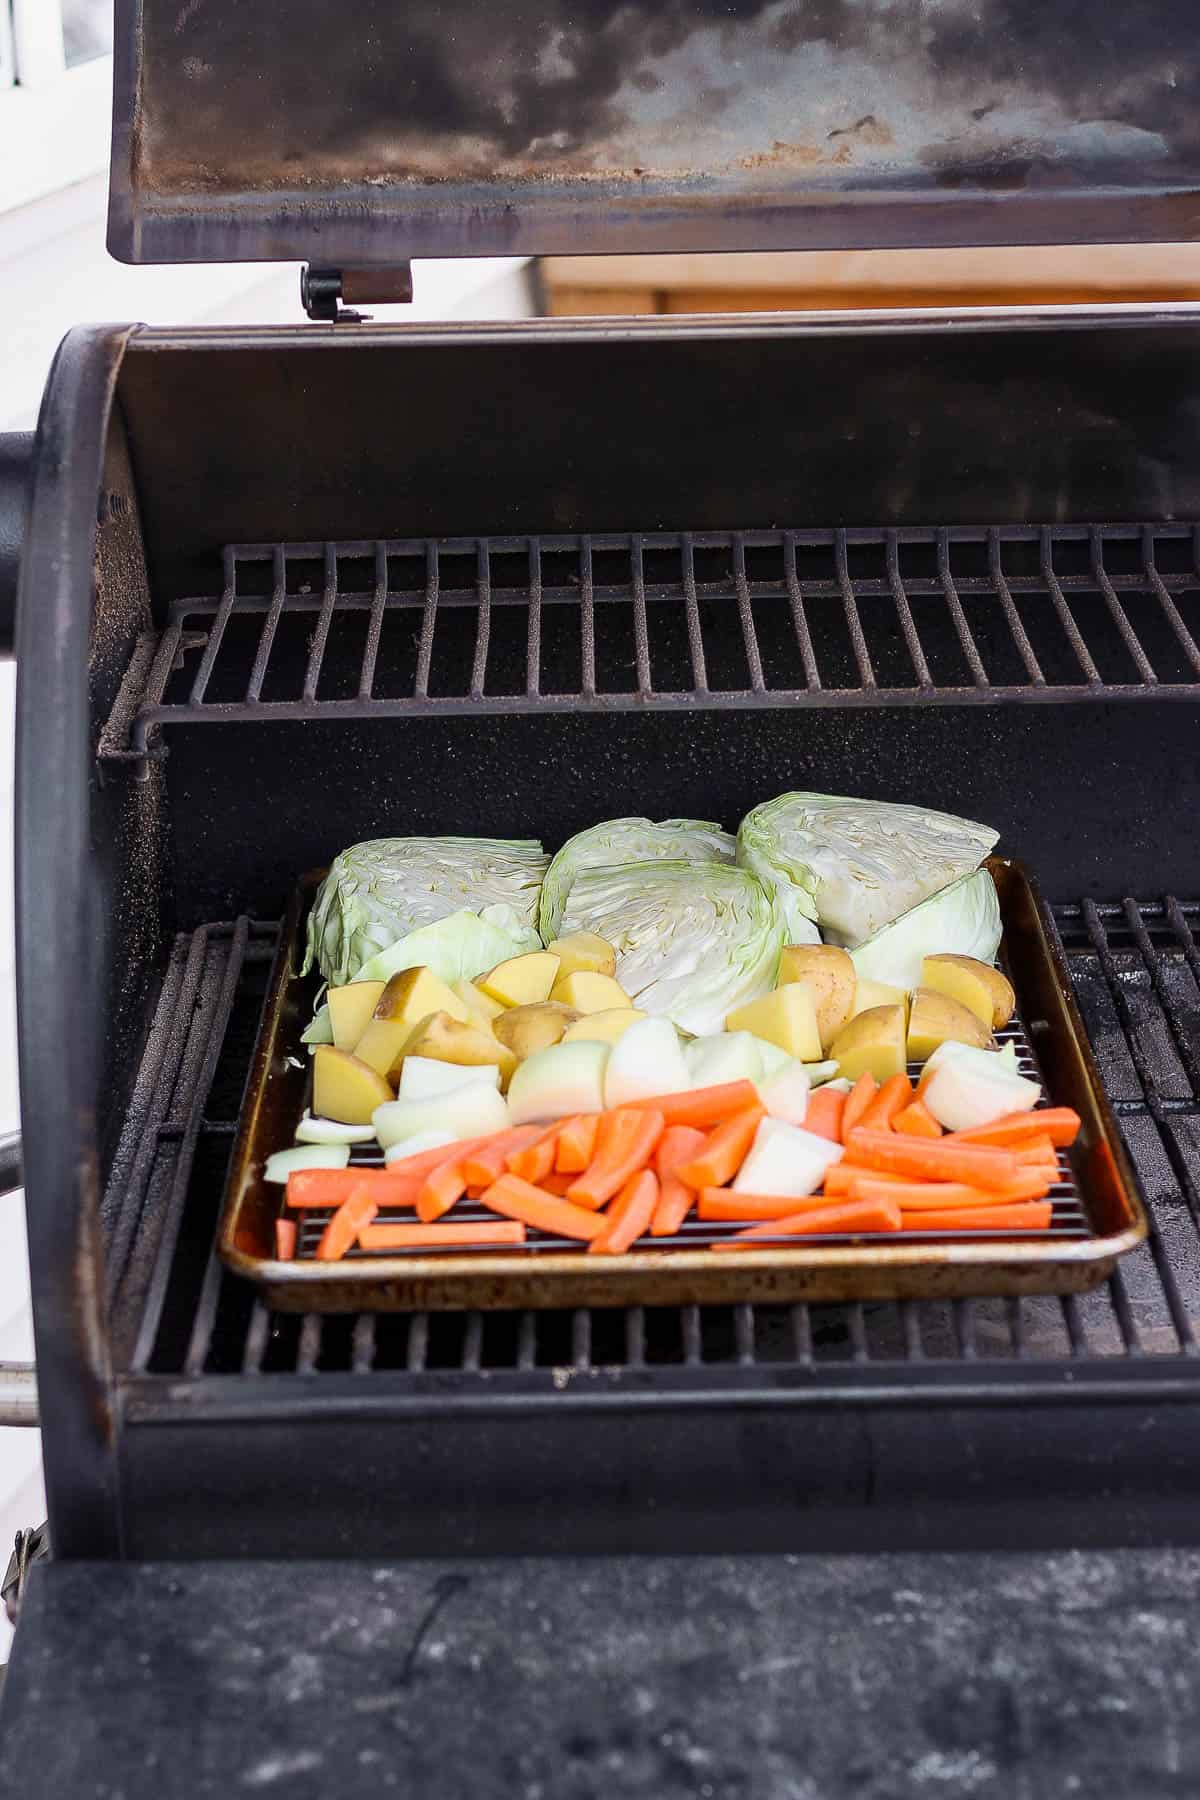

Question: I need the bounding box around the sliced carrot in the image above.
[315,1182,380,1261]
[507,1122,564,1184]
[846,1174,1052,1209]
[591,1170,660,1255]
[556,1114,600,1174]
[626,1080,761,1130]
[950,1108,1081,1149]
[893,1098,942,1139]
[539,1171,578,1198]
[416,1156,469,1224]
[1014,1135,1058,1167]
[459,1127,542,1189]
[899,1201,1053,1232]
[841,1073,879,1142]
[857,1073,913,1133]
[480,1173,607,1242]
[843,1128,1021,1191]
[698,1189,840,1220]
[358,1220,527,1250]
[651,1126,708,1237]
[714,1198,902,1245]
[365,1131,506,1183]
[287,1168,420,1210]
[568,1108,665,1209]
[675,1106,765,1190]
[803,1087,846,1143]
[274,1216,297,1260]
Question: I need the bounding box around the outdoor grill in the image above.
[3,3,1200,1581]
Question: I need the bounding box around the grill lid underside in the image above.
[109,2,1200,265]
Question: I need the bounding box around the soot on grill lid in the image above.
[109,1,1200,267]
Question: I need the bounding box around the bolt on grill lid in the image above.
[109,1,1200,266]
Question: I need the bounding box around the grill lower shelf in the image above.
[105,898,1200,1380]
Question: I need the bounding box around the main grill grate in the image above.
[99,524,1200,765]
[105,899,1200,1382]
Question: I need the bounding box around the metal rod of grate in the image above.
[100,524,1200,764]
[108,898,1200,1385]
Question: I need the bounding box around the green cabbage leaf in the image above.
[539,817,734,942]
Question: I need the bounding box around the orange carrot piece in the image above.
[358,1220,527,1250]
[568,1108,665,1209]
[841,1073,879,1142]
[803,1087,846,1143]
[286,1168,419,1210]
[366,1131,507,1183]
[315,1182,380,1261]
[480,1173,607,1242]
[651,1126,708,1236]
[507,1122,564,1184]
[539,1172,578,1198]
[675,1106,765,1191]
[591,1170,660,1255]
[843,1128,1021,1191]
[556,1114,600,1174]
[416,1156,469,1224]
[847,1174,1052,1209]
[698,1189,840,1220]
[899,1202,1053,1232]
[950,1108,1081,1149]
[893,1098,943,1139]
[1014,1135,1058,1167]
[857,1073,913,1133]
[458,1127,541,1189]
[274,1216,297,1260]
[714,1198,902,1245]
[626,1080,761,1130]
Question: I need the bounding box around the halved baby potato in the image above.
[923,954,1015,1031]
[776,944,855,1052]
[326,980,385,1053]
[544,931,617,980]
[907,987,994,1063]
[312,1045,394,1125]
[550,970,631,1014]
[830,1004,907,1083]
[479,951,561,1008]
[401,1010,518,1089]
[492,1001,580,1061]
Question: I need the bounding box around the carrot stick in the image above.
[893,1098,942,1139]
[568,1108,665,1209]
[315,1182,380,1261]
[841,1073,878,1142]
[507,1122,564,1184]
[367,1131,507,1182]
[898,1202,1053,1231]
[950,1108,1081,1149]
[698,1189,843,1220]
[857,1073,913,1133]
[803,1087,846,1143]
[457,1127,540,1189]
[843,1128,1021,1191]
[287,1168,419,1210]
[847,1174,1053,1208]
[626,1080,761,1130]
[651,1126,708,1237]
[274,1217,297,1260]
[1014,1135,1058,1167]
[556,1114,600,1174]
[480,1173,607,1242]
[591,1170,660,1255]
[358,1220,527,1250]
[714,1198,902,1245]
[416,1156,469,1224]
[539,1172,577,1198]
[675,1106,765,1190]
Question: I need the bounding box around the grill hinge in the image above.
[300,264,414,323]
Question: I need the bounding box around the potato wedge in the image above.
[776,944,855,1051]
[452,978,506,1027]
[401,1010,518,1089]
[313,1045,394,1125]
[561,1008,647,1047]
[492,1001,580,1060]
[850,978,908,1022]
[907,987,994,1063]
[549,970,631,1014]
[923,954,1015,1031]
[479,951,561,1008]
[830,1004,907,1083]
[726,985,822,1062]
[544,931,617,980]
[326,981,386,1054]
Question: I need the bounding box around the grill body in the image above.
[16,313,1200,1558]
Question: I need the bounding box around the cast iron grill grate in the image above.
[105,899,1200,1384]
[99,524,1200,766]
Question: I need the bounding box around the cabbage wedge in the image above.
[558,859,785,1036]
[737,791,998,946]
[849,869,1002,990]
[539,816,734,942]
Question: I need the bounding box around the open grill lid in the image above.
[110,1,1200,266]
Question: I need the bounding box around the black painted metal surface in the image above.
[4,1555,1200,1797]
[110,1,1200,262]
[0,433,31,658]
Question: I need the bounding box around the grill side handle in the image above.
[0,433,32,657]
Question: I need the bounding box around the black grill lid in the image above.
[109,1,1200,265]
